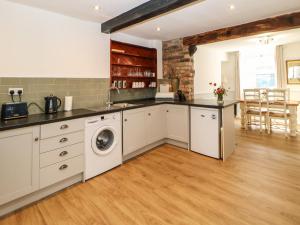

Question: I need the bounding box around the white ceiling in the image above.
[7,0,300,41]
[7,0,149,22]
[124,0,300,40]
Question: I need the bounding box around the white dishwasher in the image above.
[191,107,220,159]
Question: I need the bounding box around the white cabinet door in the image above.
[123,108,146,156]
[191,107,220,158]
[0,126,40,205]
[166,104,189,143]
[221,105,235,161]
[145,105,166,145]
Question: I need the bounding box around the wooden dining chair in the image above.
[266,89,290,136]
[243,89,267,132]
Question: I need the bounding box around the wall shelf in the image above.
[111,51,155,59]
[110,40,157,89]
[111,64,154,69]
[111,76,156,79]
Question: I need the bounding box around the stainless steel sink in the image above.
[112,103,138,108]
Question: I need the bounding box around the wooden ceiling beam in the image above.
[101,0,202,34]
[183,12,300,46]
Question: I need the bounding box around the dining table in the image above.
[239,100,299,136]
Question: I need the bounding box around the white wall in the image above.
[222,52,239,100]
[0,0,163,79]
[193,46,227,98]
[282,41,300,121]
[0,0,110,78]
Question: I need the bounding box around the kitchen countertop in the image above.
[0,98,238,131]
[0,108,117,132]
[121,98,238,110]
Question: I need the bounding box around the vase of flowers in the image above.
[209,82,228,104]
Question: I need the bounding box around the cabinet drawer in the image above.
[40,131,84,153]
[40,143,84,168]
[41,119,84,139]
[40,155,83,189]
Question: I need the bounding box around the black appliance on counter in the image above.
[175,90,187,102]
[1,102,28,120]
[44,94,62,114]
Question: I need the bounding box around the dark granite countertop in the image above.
[122,98,238,110]
[0,108,121,132]
[0,98,238,132]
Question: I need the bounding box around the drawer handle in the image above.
[166,110,169,112]
[60,124,69,130]
[59,151,68,157]
[148,113,151,116]
[88,120,98,124]
[124,119,127,122]
[59,137,68,143]
[59,164,68,170]
[201,114,205,118]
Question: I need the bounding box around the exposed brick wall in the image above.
[163,38,195,100]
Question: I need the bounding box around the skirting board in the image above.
[0,174,83,217]
[123,139,189,161]
[165,139,189,149]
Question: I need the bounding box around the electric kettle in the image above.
[44,94,62,114]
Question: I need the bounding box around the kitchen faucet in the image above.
[106,86,120,109]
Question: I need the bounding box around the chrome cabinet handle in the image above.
[34,137,39,142]
[60,124,69,130]
[166,110,169,112]
[201,114,205,117]
[148,113,151,116]
[59,164,68,170]
[88,120,98,124]
[124,119,127,122]
[59,137,68,143]
[59,151,68,157]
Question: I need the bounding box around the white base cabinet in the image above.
[0,118,84,209]
[146,105,166,145]
[123,105,189,157]
[39,119,84,189]
[165,104,189,143]
[123,106,166,156]
[0,126,40,205]
[123,108,147,156]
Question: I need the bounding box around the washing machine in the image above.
[85,112,122,180]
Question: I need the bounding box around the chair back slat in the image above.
[266,88,289,102]
[243,88,261,101]
[243,89,263,113]
[266,89,288,116]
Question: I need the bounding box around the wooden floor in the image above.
[1,126,300,225]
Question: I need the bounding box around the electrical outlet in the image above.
[8,88,24,96]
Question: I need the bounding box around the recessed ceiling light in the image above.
[156,27,161,32]
[94,5,100,11]
[229,4,235,10]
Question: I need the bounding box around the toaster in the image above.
[1,102,28,120]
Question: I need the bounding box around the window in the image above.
[240,46,276,95]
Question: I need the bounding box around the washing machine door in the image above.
[91,126,118,155]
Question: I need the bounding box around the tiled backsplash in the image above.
[110,88,157,103]
[0,78,156,114]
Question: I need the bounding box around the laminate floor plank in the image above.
[1,126,299,225]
